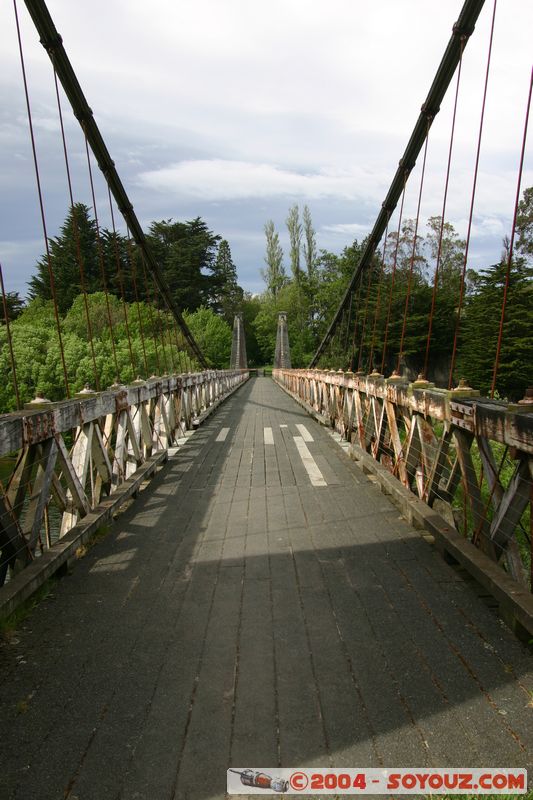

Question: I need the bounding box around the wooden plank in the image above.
[0,492,30,583]
[71,423,94,487]
[50,472,68,512]
[425,430,452,507]
[476,436,503,504]
[91,423,113,486]
[372,398,387,460]
[404,413,422,489]
[22,438,58,551]
[452,429,495,559]
[384,400,408,485]
[140,401,153,453]
[353,390,365,449]
[7,446,37,520]
[55,435,91,521]
[489,457,532,550]
[125,408,142,463]
[112,410,128,488]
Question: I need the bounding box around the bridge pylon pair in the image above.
[231,311,291,370]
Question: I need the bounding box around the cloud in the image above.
[137,159,385,203]
[322,223,371,236]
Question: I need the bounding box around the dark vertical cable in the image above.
[140,254,161,375]
[349,275,364,371]
[53,70,100,390]
[449,0,497,388]
[368,218,390,371]
[380,176,408,373]
[107,187,135,376]
[356,264,374,372]
[490,66,532,398]
[14,0,70,397]
[0,264,21,409]
[127,233,149,377]
[397,123,431,374]
[423,40,465,379]
[83,131,120,380]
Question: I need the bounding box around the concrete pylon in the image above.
[230,313,248,369]
[274,312,291,369]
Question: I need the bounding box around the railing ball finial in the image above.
[412,372,433,389]
[25,394,52,409]
[387,369,403,383]
[75,383,97,397]
[517,386,533,408]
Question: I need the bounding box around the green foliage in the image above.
[516,185,533,258]
[457,257,533,399]
[183,306,232,369]
[0,295,194,409]
[147,217,220,312]
[262,220,286,296]
[286,204,302,282]
[211,239,244,322]
[0,292,25,322]
[28,204,101,313]
[240,293,262,367]
[253,282,315,367]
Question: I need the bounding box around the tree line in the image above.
[1,188,531,410]
[255,191,533,401]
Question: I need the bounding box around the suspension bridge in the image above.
[1,0,532,798]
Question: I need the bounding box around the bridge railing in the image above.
[0,369,248,602]
[274,368,533,595]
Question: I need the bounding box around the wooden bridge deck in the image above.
[1,377,532,799]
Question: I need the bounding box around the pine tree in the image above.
[457,256,533,399]
[28,203,101,313]
[147,217,220,312]
[211,239,244,321]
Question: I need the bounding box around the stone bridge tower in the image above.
[230,313,248,369]
[274,312,291,369]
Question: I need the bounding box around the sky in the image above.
[0,0,532,299]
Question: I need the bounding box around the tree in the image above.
[253,283,314,367]
[210,239,244,321]
[0,292,25,322]
[425,215,464,292]
[302,205,317,277]
[516,185,533,259]
[262,220,286,296]
[28,203,101,313]
[286,204,302,283]
[183,306,232,368]
[457,255,533,399]
[147,217,220,312]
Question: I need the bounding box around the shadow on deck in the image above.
[0,378,531,800]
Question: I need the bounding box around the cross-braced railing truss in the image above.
[0,370,248,592]
[274,369,533,592]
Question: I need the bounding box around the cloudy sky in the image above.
[0,0,531,298]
